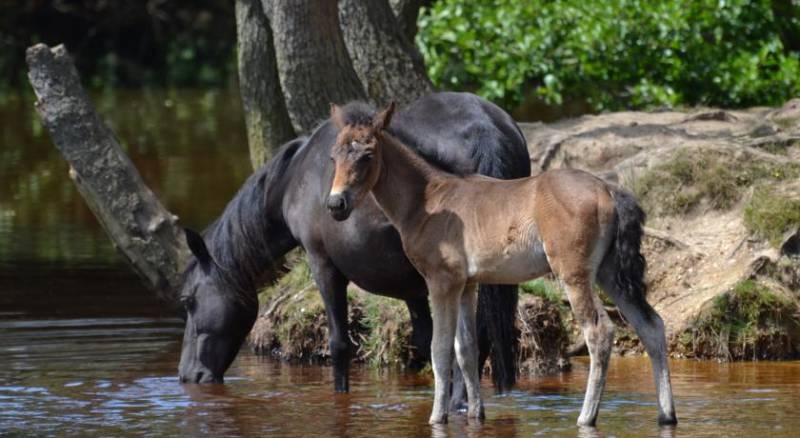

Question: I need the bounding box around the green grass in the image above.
[520,278,563,303]
[744,185,800,246]
[678,280,799,360]
[633,148,800,216]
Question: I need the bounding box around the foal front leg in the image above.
[428,281,462,424]
[454,284,484,421]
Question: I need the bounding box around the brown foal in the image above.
[325,102,677,427]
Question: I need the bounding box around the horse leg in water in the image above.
[307,252,351,392]
[597,259,676,424]
[406,296,468,411]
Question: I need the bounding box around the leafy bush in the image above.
[418,0,800,111]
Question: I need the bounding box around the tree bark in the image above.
[263,0,366,133]
[236,0,296,169]
[389,0,433,43]
[26,44,187,302]
[339,0,433,107]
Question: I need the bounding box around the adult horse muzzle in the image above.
[327,192,352,221]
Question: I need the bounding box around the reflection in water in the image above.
[0,89,251,264]
[2,265,800,438]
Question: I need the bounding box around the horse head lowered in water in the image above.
[176,92,531,393]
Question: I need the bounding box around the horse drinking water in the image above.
[326,102,677,426]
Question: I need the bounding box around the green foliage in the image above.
[744,185,800,246]
[679,280,799,360]
[633,148,800,216]
[418,0,800,111]
[520,278,562,303]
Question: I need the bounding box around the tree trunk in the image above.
[339,0,433,107]
[263,0,366,133]
[236,0,296,169]
[389,0,433,43]
[26,44,187,302]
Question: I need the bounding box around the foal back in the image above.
[416,169,617,286]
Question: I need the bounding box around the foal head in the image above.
[327,102,395,221]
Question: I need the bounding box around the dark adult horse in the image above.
[177,92,531,395]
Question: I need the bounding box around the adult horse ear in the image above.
[374,102,395,132]
[184,228,213,272]
[330,103,345,130]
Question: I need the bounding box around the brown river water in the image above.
[2,90,800,437]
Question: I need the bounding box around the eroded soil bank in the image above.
[248,100,800,371]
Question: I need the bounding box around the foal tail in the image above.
[608,187,650,314]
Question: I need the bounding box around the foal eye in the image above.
[359,154,373,162]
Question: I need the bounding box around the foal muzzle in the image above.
[327,192,351,221]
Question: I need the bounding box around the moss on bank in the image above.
[675,279,800,361]
[744,185,800,247]
[633,148,800,216]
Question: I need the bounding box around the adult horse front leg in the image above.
[308,252,351,392]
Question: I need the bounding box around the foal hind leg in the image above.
[560,270,615,427]
[597,264,677,425]
[454,284,484,421]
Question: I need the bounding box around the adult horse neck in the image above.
[178,93,531,397]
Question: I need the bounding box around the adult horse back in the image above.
[177,92,531,393]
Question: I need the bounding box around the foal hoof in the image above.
[467,405,485,422]
[658,414,678,426]
[429,414,448,425]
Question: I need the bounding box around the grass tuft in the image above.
[676,280,800,360]
[744,185,800,247]
[633,148,800,216]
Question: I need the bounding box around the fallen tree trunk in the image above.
[26,44,187,301]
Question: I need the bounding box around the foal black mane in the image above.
[182,137,304,304]
[336,101,469,176]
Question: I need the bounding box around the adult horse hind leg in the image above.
[307,252,351,392]
[597,260,677,425]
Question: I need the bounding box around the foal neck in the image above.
[371,133,445,227]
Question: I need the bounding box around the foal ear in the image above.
[184,228,213,271]
[373,101,395,132]
[330,103,346,130]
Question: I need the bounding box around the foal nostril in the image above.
[327,195,347,212]
[195,371,204,383]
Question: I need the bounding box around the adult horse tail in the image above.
[607,187,650,314]
[477,284,518,391]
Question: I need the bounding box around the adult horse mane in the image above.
[177,92,531,397]
[181,138,305,305]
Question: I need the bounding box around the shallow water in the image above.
[2,265,800,437]
[2,89,800,436]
